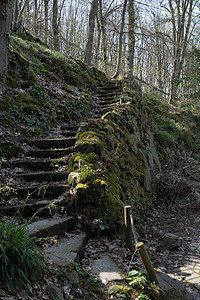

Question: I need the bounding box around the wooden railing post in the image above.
[124,205,133,251]
[136,242,159,284]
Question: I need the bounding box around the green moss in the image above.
[0,143,22,159]
[63,84,74,93]
[7,74,20,88]
[79,168,97,183]
[20,78,38,89]
[154,129,173,146]
[68,97,152,226]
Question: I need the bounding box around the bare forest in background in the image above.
[8,0,200,104]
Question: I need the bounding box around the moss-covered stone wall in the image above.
[67,81,153,226]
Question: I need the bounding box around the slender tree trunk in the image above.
[95,16,101,68]
[52,0,59,51]
[167,0,195,103]
[99,0,107,73]
[34,0,38,36]
[84,0,98,65]
[11,0,18,30]
[113,0,127,78]
[44,0,49,44]
[15,0,28,32]
[127,0,135,79]
[0,0,11,94]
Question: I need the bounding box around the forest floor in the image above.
[0,163,200,299]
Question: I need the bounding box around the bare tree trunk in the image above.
[52,0,59,51]
[0,0,11,94]
[84,0,98,66]
[15,0,29,32]
[113,0,127,78]
[99,0,107,73]
[167,0,195,103]
[34,0,38,36]
[127,0,135,79]
[95,16,101,68]
[44,0,49,44]
[11,0,18,30]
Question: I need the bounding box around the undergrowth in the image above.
[0,219,44,293]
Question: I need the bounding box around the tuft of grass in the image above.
[0,219,45,293]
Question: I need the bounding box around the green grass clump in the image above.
[0,219,44,293]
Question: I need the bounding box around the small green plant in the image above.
[29,84,46,100]
[0,181,16,203]
[93,218,109,238]
[0,219,45,293]
[126,269,160,299]
[126,270,150,290]
[73,262,103,285]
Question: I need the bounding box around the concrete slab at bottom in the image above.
[91,255,122,282]
[45,233,85,266]
[156,269,195,300]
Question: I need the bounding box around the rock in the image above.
[46,283,64,300]
[68,172,80,185]
[160,233,182,250]
[195,217,200,225]
[71,270,79,287]
[152,226,163,238]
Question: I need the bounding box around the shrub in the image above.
[0,219,44,293]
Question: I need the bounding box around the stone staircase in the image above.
[0,123,87,266]
[96,80,123,117]
[0,80,123,268]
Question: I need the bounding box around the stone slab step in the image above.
[97,87,122,94]
[156,269,195,300]
[27,148,73,158]
[15,171,68,183]
[16,184,69,199]
[61,124,79,131]
[0,198,65,217]
[98,82,122,89]
[100,103,119,109]
[98,98,120,104]
[13,158,69,171]
[91,255,122,282]
[101,107,116,114]
[44,233,86,266]
[28,216,75,238]
[29,137,77,149]
[61,131,77,137]
[97,91,122,98]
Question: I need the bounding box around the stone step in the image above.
[29,137,77,149]
[44,233,86,266]
[60,124,79,131]
[27,147,73,158]
[16,183,69,199]
[28,216,75,238]
[97,91,122,98]
[98,82,122,88]
[0,198,65,217]
[98,101,119,107]
[61,131,77,137]
[97,87,122,94]
[15,171,68,183]
[101,106,117,114]
[13,158,68,171]
[98,95,119,101]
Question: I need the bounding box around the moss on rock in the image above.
[68,83,152,226]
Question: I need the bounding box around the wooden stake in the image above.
[124,206,133,251]
[136,242,159,284]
